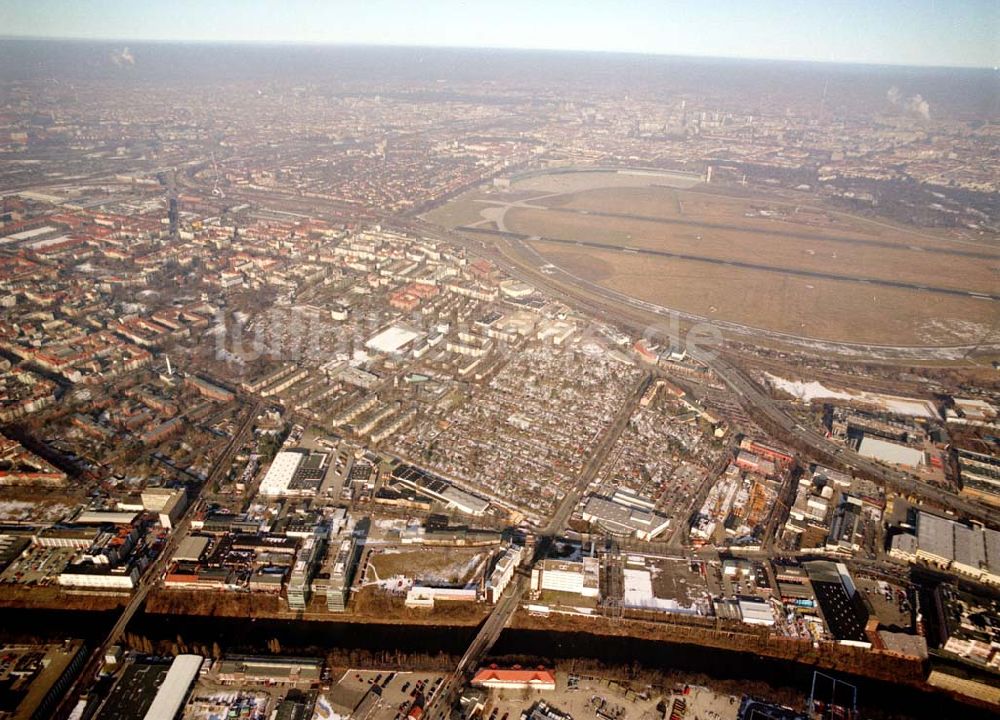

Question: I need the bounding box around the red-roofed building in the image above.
[633,340,658,364]
[389,291,420,312]
[739,437,794,467]
[468,259,496,281]
[471,668,556,691]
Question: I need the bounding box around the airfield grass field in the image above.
[506,206,997,294]
[429,173,999,347]
[532,241,994,345]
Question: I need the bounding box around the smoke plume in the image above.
[904,94,930,121]
[110,47,136,67]
[886,86,930,120]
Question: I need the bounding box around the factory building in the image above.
[957,447,1000,507]
[141,654,203,720]
[0,641,86,720]
[141,487,179,512]
[365,324,421,355]
[581,491,670,541]
[485,545,523,603]
[391,464,490,516]
[857,436,924,468]
[34,527,99,548]
[214,656,322,687]
[153,489,187,530]
[825,495,864,553]
[531,558,599,598]
[890,511,1000,586]
[804,561,872,647]
[58,564,139,590]
[71,510,140,526]
[735,450,776,478]
[172,535,209,563]
[737,597,776,626]
[738,437,794,467]
[258,450,331,497]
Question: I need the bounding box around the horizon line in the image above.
[0,33,995,72]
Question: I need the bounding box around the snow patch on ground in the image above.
[0,501,73,522]
[418,552,487,588]
[763,374,856,402]
[312,695,342,720]
[764,373,937,418]
[916,318,992,344]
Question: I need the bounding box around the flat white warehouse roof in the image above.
[258,451,304,496]
[858,436,924,467]
[72,510,140,525]
[366,325,419,354]
[3,225,59,242]
[142,654,202,720]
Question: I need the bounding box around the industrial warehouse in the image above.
[890,511,1000,586]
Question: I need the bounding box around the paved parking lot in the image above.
[328,669,447,720]
[855,576,912,629]
[0,545,75,586]
[481,672,738,720]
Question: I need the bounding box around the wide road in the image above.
[696,351,1000,527]
[403,220,999,361]
[540,372,653,536]
[54,399,261,719]
[423,574,528,720]
[423,374,651,720]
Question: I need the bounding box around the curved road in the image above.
[431,221,1000,360]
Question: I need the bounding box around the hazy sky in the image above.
[2,0,997,68]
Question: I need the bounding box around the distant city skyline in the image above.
[1,0,997,69]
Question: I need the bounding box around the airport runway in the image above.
[540,205,1000,260]
[458,226,1000,301]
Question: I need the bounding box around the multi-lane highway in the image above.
[423,574,528,720]
[146,180,1000,719]
[698,351,1000,526]
[541,373,652,536]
